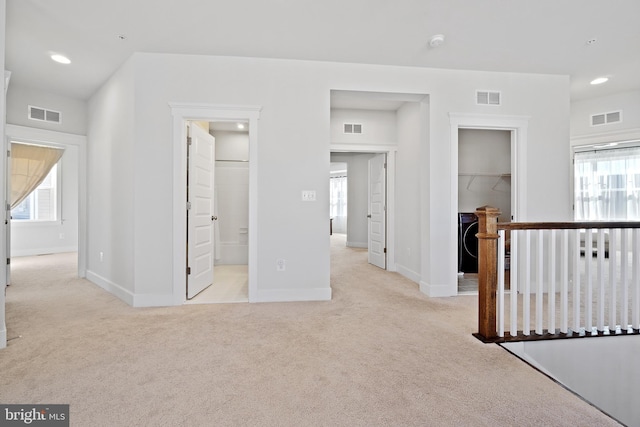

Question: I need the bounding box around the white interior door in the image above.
[368,153,386,269]
[187,122,215,299]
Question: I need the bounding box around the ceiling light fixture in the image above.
[590,77,609,85]
[51,54,71,64]
[237,123,245,130]
[429,34,445,48]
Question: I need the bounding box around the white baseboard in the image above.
[346,241,367,248]
[11,246,78,257]
[255,287,332,303]
[86,270,177,307]
[86,270,134,306]
[395,264,421,284]
[419,280,454,297]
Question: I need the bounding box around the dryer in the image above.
[458,213,478,273]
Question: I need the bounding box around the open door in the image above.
[187,122,216,299]
[368,153,386,269]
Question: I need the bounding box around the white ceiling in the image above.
[6,0,640,102]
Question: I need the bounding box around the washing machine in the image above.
[458,213,478,273]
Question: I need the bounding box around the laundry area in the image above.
[457,129,511,293]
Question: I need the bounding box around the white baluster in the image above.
[573,229,581,334]
[561,229,568,334]
[549,229,556,334]
[621,228,629,331]
[523,230,531,336]
[536,230,544,335]
[597,229,605,332]
[498,230,505,338]
[510,231,518,337]
[631,228,640,329]
[586,228,593,334]
[608,229,617,333]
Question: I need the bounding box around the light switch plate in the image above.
[302,190,316,201]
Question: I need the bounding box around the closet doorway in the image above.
[457,128,512,293]
[185,120,249,304]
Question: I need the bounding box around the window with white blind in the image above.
[11,164,59,221]
[574,145,640,220]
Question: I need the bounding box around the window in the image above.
[11,164,58,221]
[574,146,640,220]
[330,175,347,219]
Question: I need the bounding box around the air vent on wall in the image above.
[476,90,501,106]
[591,110,622,127]
[343,123,362,134]
[28,105,62,124]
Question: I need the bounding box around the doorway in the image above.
[457,129,511,293]
[4,126,87,281]
[185,120,250,304]
[170,103,260,305]
[449,113,529,296]
[330,151,391,270]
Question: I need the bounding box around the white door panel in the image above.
[368,154,386,269]
[187,122,215,299]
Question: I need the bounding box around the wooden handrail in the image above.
[475,206,640,343]
[498,221,640,230]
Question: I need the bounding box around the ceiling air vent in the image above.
[476,91,501,106]
[28,105,62,124]
[343,123,362,134]
[591,110,622,127]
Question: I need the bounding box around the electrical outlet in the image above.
[99,252,104,262]
[276,259,286,271]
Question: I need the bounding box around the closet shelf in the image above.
[458,173,511,191]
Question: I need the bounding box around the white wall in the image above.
[395,101,423,282]
[458,129,511,223]
[212,130,249,265]
[503,336,640,427]
[571,89,640,142]
[85,57,136,304]
[330,109,397,145]
[1,0,7,349]
[6,83,87,135]
[10,142,79,256]
[85,52,570,305]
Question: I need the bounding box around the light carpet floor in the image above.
[0,239,620,426]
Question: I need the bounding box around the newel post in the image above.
[474,206,501,342]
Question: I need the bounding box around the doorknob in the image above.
[211,216,218,221]
[367,214,372,218]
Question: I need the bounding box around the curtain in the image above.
[574,147,640,220]
[11,143,65,209]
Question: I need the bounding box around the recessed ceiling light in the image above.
[590,77,609,85]
[51,54,71,64]
[237,123,245,130]
[117,34,127,41]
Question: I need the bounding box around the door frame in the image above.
[330,145,396,272]
[5,124,88,278]
[449,113,529,295]
[170,103,261,304]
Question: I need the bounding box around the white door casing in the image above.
[368,153,386,269]
[187,122,215,299]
